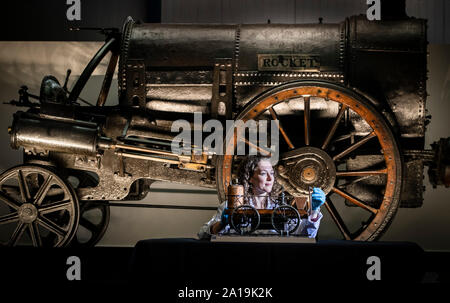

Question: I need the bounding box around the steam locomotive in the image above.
[0,12,448,247]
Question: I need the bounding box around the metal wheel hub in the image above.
[18,203,38,224]
[301,166,317,182]
[279,147,336,195]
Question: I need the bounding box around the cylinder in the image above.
[10,114,100,155]
[227,184,244,209]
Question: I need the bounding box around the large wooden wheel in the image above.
[216,81,402,241]
[0,165,79,247]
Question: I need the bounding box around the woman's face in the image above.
[250,159,274,195]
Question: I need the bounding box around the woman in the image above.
[198,155,326,239]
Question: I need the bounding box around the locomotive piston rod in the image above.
[9,112,207,169]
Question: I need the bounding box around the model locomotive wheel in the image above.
[217,81,402,241]
[271,205,301,234]
[231,205,260,235]
[0,165,79,247]
[66,170,110,247]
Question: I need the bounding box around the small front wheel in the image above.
[271,205,301,234]
[231,205,260,235]
[0,165,79,247]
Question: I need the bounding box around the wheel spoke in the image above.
[37,216,66,238]
[323,199,351,240]
[8,222,26,246]
[336,168,387,177]
[0,191,21,210]
[331,187,378,214]
[0,212,19,225]
[332,131,376,161]
[322,104,348,150]
[17,170,31,203]
[79,217,99,233]
[28,222,42,247]
[304,96,310,146]
[242,138,271,156]
[38,199,72,215]
[268,107,294,149]
[33,175,53,206]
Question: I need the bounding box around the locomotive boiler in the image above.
[0,13,448,247]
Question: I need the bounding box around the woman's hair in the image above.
[238,155,282,204]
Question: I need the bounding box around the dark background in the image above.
[0,0,161,41]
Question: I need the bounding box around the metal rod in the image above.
[113,143,191,162]
[69,37,117,103]
[308,186,312,215]
[97,52,119,106]
[149,188,217,194]
[92,201,218,211]
[115,151,181,164]
[121,136,174,148]
[114,143,176,157]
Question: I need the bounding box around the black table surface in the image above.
[1,238,448,298]
[129,238,426,284]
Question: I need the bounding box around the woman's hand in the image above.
[311,187,326,211]
[210,210,229,234]
[210,221,223,235]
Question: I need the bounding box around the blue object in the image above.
[311,187,326,211]
[221,211,229,226]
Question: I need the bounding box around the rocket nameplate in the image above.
[257,54,320,72]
